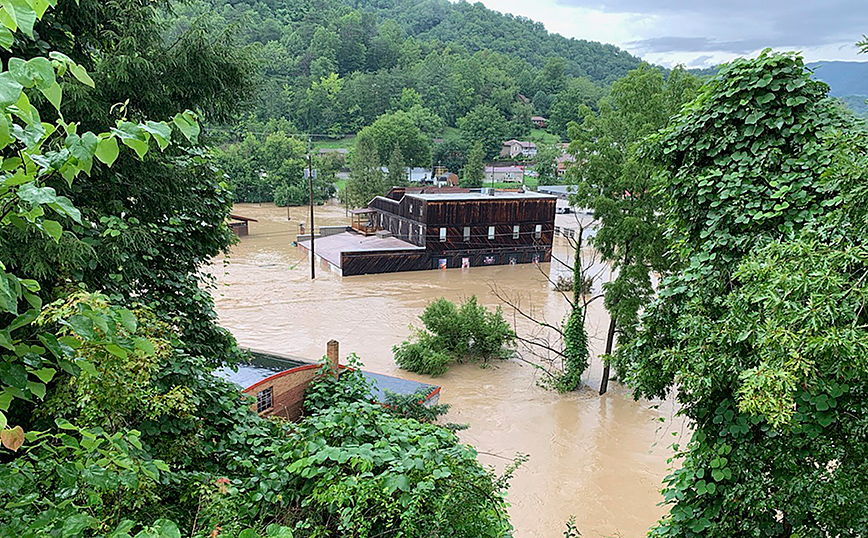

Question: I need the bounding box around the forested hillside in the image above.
[806,60,868,117]
[163,0,642,203]
[165,0,637,136]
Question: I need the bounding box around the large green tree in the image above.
[568,64,700,393]
[458,104,509,160]
[347,136,387,207]
[357,109,432,167]
[620,51,868,536]
[461,141,485,187]
[0,0,255,364]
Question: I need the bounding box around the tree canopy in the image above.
[616,50,868,536]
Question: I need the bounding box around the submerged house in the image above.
[298,187,556,276]
[216,340,439,420]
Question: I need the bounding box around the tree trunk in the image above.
[599,316,616,395]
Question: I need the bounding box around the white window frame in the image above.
[463,226,470,241]
[488,226,495,240]
[440,228,447,242]
[513,225,520,239]
[534,224,542,239]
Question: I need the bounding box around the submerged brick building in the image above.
[299,188,557,276]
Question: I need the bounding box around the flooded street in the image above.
[209,202,686,538]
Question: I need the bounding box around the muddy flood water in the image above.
[207,202,687,538]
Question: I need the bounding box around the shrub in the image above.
[394,296,515,375]
[394,334,453,376]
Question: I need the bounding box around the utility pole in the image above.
[308,138,315,280]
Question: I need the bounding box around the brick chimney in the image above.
[326,340,340,377]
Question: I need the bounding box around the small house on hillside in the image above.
[500,139,537,158]
[531,116,547,128]
[485,165,525,183]
[298,187,556,275]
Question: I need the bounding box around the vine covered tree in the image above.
[620,51,868,536]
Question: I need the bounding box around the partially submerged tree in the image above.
[567,64,701,393]
[492,221,599,391]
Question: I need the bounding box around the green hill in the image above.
[806,60,868,97]
[167,0,639,136]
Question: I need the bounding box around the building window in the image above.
[256,387,273,413]
[513,225,520,239]
[488,226,495,240]
[534,224,542,239]
[463,226,470,241]
[440,228,447,242]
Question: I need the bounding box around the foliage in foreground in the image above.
[618,50,868,536]
[394,296,516,375]
[0,3,515,538]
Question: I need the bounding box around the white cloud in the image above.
[473,0,867,67]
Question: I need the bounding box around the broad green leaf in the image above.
[134,337,154,356]
[7,57,31,86]
[0,71,23,107]
[121,136,149,159]
[38,333,62,357]
[172,111,200,144]
[9,308,36,330]
[0,26,12,50]
[0,113,11,149]
[17,182,57,204]
[69,63,95,87]
[66,131,98,163]
[1,0,36,36]
[41,80,61,110]
[41,218,61,240]
[27,57,55,89]
[105,343,127,359]
[0,329,12,350]
[26,380,44,399]
[29,0,49,18]
[142,121,171,150]
[117,308,137,333]
[49,195,82,223]
[0,411,5,430]
[34,367,55,383]
[95,136,119,166]
[0,270,20,314]
[61,513,98,536]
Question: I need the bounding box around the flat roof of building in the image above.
[298,231,424,268]
[406,191,556,201]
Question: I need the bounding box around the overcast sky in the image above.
[474,0,867,67]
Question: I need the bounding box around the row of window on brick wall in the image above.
[440,225,542,242]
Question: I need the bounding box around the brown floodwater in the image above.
[208,202,687,538]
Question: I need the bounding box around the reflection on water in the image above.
[207,202,686,538]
